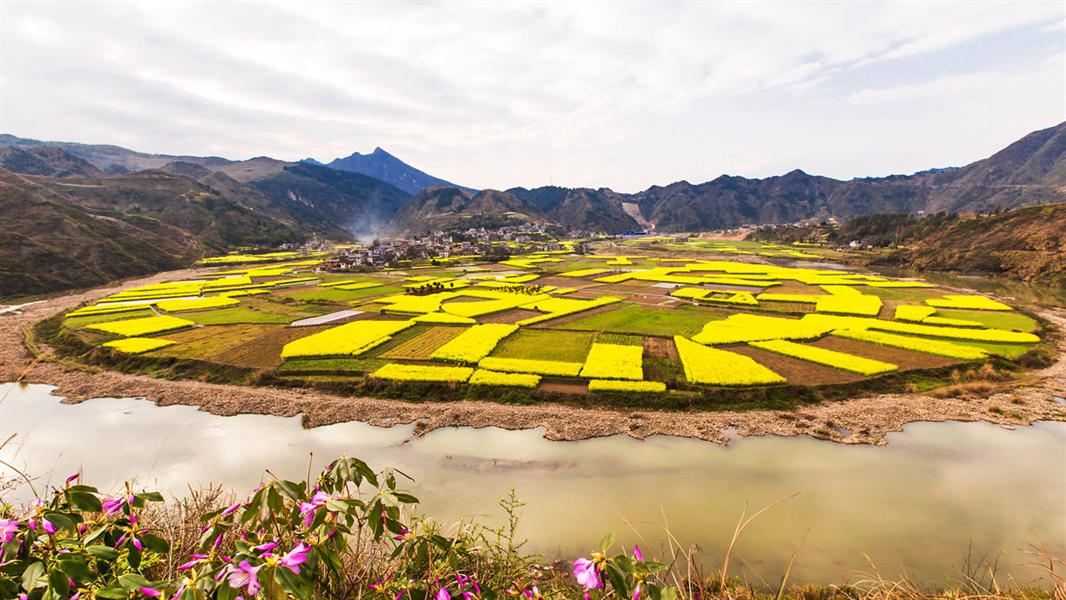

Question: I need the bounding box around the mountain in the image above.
[317,147,475,195]
[0,167,304,298]
[0,133,232,174]
[0,146,103,178]
[508,186,641,233]
[388,186,550,234]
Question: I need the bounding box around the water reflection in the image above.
[1,382,1063,585]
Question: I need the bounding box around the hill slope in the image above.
[0,168,304,297]
[388,187,549,234]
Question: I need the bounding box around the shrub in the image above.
[280,320,414,359]
[468,369,541,388]
[588,379,666,393]
[85,315,196,337]
[749,339,897,375]
[831,329,987,360]
[371,363,473,382]
[477,357,583,377]
[101,337,176,354]
[431,324,519,363]
[579,343,643,379]
[674,336,786,385]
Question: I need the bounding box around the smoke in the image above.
[346,211,393,244]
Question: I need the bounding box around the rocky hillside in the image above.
[873,203,1066,287]
[388,187,549,234]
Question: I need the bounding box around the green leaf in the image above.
[86,545,120,561]
[43,512,75,532]
[95,587,127,599]
[57,557,94,582]
[140,533,169,553]
[276,480,305,501]
[118,573,151,591]
[21,561,46,592]
[604,563,628,596]
[274,566,311,599]
[66,491,103,512]
[47,569,70,596]
[599,532,616,553]
[393,492,419,504]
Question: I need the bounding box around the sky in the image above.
[1,1,1064,192]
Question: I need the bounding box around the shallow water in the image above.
[1,382,1064,585]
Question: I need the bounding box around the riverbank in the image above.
[1,269,1064,445]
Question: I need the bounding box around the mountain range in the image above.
[1,122,1064,297]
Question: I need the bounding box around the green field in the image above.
[931,309,1039,332]
[490,328,596,362]
[558,303,719,337]
[183,307,296,325]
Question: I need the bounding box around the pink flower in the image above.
[65,471,80,484]
[101,497,127,515]
[177,554,208,570]
[632,583,642,600]
[42,520,57,535]
[0,520,19,543]
[132,536,144,551]
[277,542,310,574]
[221,503,242,517]
[226,560,262,595]
[436,588,451,600]
[140,587,161,597]
[573,558,601,590]
[254,541,278,553]
[298,491,330,527]
[633,545,643,562]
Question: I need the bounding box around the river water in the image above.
[2,382,1064,586]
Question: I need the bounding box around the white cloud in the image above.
[0,1,1063,191]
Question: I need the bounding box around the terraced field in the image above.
[53,244,1049,405]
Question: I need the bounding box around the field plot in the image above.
[56,243,1048,406]
[490,329,596,362]
[381,326,469,360]
[557,303,719,337]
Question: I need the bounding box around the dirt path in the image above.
[1,270,1063,445]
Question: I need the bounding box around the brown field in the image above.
[728,345,863,386]
[149,324,280,360]
[478,308,537,324]
[810,336,958,370]
[643,336,678,359]
[211,325,332,370]
[379,326,467,359]
[538,381,588,395]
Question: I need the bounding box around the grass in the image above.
[932,309,1039,332]
[557,303,719,337]
[63,309,154,328]
[148,325,279,360]
[182,307,295,325]
[285,287,394,303]
[490,328,596,362]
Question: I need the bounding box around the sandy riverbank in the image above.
[2,269,1063,445]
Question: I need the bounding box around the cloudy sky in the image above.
[1,1,1064,192]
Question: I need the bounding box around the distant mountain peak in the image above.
[322,147,474,195]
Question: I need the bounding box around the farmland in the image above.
[49,241,1052,410]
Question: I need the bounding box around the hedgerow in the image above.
[749,339,897,375]
[674,336,786,385]
[430,324,519,363]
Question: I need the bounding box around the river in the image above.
[2,382,1063,586]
